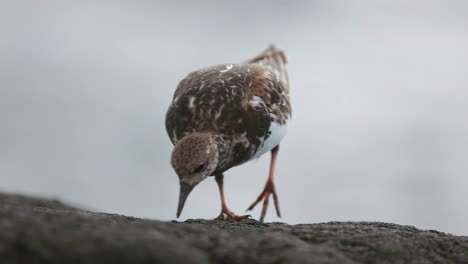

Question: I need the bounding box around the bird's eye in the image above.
[193,163,206,174]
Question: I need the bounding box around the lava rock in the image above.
[1,192,467,264]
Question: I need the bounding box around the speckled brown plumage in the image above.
[166,46,291,173]
[166,45,291,221]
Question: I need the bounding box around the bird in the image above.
[165,45,291,222]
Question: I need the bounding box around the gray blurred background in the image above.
[1,1,467,235]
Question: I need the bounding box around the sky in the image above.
[1,0,468,235]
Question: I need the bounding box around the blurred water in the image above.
[1,1,467,235]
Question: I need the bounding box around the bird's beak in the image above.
[176,182,195,218]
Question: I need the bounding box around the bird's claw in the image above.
[214,211,250,221]
[246,180,281,222]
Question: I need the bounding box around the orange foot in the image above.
[214,209,250,221]
[246,180,281,222]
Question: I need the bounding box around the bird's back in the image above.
[166,46,291,168]
[244,45,289,90]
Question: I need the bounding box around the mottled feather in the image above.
[165,46,291,173]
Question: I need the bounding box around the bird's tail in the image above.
[245,45,289,89]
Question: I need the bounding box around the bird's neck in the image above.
[211,134,250,175]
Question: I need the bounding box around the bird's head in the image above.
[170,133,219,217]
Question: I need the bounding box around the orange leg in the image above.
[214,174,249,221]
[246,145,281,222]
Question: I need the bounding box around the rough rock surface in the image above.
[1,192,467,264]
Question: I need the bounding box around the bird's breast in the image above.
[249,118,289,160]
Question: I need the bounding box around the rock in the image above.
[0,192,467,264]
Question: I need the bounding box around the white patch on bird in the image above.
[220,64,233,73]
[214,111,222,120]
[214,104,224,120]
[249,96,265,107]
[188,96,195,109]
[250,119,289,160]
[172,130,178,143]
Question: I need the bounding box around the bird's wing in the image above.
[165,63,290,156]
